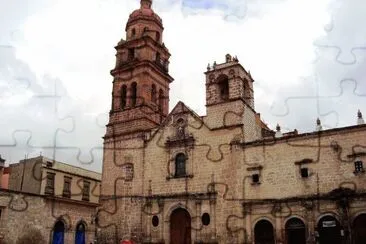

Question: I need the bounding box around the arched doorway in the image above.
[254,219,275,244]
[317,215,341,244]
[353,214,366,244]
[285,218,306,244]
[170,208,191,244]
[75,222,86,244]
[52,220,65,244]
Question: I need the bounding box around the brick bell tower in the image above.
[105,0,174,140]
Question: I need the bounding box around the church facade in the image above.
[98,1,366,243]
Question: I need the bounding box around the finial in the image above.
[275,123,282,138]
[207,63,211,71]
[225,54,232,63]
[316,118,322,131]
[276,123,280,131]
[213,61,217,69]
[357,109,364,125]
[141,0,152,9]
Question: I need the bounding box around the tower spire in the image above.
[141,0,152,9]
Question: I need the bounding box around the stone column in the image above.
[243,203,252,244]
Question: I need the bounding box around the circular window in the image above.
[202,213,210,226]
[152,215,159,227]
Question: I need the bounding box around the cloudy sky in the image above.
[0,0,365,172]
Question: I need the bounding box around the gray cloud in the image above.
[0,0,365,172]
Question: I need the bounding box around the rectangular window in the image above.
[301,168,309,178]
[354,160,364,173]
[82,181,90,201]
[45,172,55,195]
[252,174,260,184]
[128,48,135,61]
[62,176,71,198]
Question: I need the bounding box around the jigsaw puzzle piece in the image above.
[54,99,107,168]
[313,0,366,65]
[269,75,341,131]
[8,193,28,212]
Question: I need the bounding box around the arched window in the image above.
[52,220,65,244]
[217,75,229,100]
[131,82,137,107]
[175,153,186,177]
[121,85,127,110]
[158,89,164,111]
[75,222,86,244]
[131,28,136,37]
[156,32,160,42]
[151,84,157,103]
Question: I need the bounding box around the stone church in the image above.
[98,0,366,243]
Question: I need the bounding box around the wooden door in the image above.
[170,208,191,244]
[353,214,366,244]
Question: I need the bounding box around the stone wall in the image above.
[0,189,97,244]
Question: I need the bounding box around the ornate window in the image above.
[175,153,186,177]
[121,85,127,110]
[131,82,137,107]
[131,28,136,37]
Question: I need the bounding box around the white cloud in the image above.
[1,0,365,171]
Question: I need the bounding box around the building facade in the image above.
[4,156,101,243]
[99,1,366,243]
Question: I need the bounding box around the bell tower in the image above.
[204,54,261,142]
[105,0,174,140]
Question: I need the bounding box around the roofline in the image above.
[237,123,366,147]
[0,188,99,207]
[12,156,102,179]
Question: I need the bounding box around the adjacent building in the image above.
[0,156,101,243]
[98,0,366,244]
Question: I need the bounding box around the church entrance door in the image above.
[170,208,191,244]
[254,219,275,244]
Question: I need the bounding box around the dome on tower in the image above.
[126,0,163,29]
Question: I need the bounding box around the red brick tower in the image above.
[100,1,173,240]
[105,0,174,140]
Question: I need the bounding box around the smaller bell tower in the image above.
[204,54,260,142]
